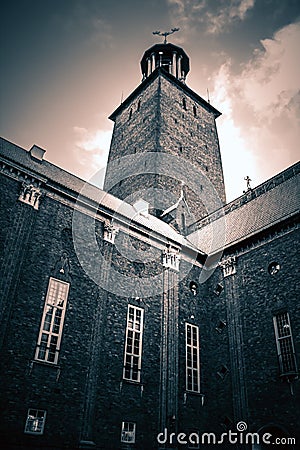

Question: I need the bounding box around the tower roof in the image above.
[140,43,190,82]
[109,69,221,121]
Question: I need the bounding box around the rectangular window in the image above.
[273,312,297,375]
[35,278,69,364]
[186,323,200,392]
[123,305,144,382]
[121,421,136,443]
[24,409,46,435]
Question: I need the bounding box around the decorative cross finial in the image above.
[152,27,180,44]
[244,175,252,191]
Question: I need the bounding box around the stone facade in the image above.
[0,39,299,450]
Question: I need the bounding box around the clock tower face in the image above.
[104,43,226,231]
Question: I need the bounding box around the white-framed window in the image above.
[24,409,46,435]
[121,421,136,443]
[273,311,297,375]
[35,277,70,364]
[186,323,200,392]
[123,305,144,382]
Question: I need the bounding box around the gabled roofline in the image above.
[109,68,221,121]
[187,160,300,235]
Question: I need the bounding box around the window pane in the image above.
[35,278,69,364]
[274,312,297,375]
[123,305,144,381]
[186,323,200,392]
[25,409,46,435]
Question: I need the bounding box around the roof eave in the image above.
[109,68,221,121]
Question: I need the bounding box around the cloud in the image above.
[167,0,255,35]
[52,2,113,49]
[73,126,112,186]
[210,21,300,200]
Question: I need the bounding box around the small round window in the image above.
[268,262,280,275]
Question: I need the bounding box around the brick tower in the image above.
[104,41,226,230]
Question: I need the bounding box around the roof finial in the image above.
[152,27,180,44]
[243,176,252,192]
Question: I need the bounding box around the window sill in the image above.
[32,359,60,369]
[185,390,204,397]
[122,379,144,387]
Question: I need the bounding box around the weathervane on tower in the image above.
[152,27,180,44]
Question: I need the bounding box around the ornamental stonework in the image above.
[219,256,237,277]
[19,181,42,210]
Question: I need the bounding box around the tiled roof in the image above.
[187,162,300,255]
[0,137,197,250]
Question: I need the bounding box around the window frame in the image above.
[123,304,144,383]
[35,277,70,365]
[185,322,201,393]
[273,311,297,376]
[24,409,46,435]
[121,421,136,443]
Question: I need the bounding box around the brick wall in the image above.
[104,72,226,224]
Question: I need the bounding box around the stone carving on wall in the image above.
[162,246,181,272]
[219,256,237,277]
[103,223,119,244]
[19,182,42,210]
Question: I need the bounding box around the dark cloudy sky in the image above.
[1,0,299,200]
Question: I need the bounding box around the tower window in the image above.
[129,108,132,120]
[273,311,297,375]
[179,145,183,152]
[123,305,144,382]
[121,422,136,443]
[193,105,197,117]
[35,278,69,364]
[185,323,200,392]
[137,100,141,111]
[182,98,187,110]
[24,409,46,435]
